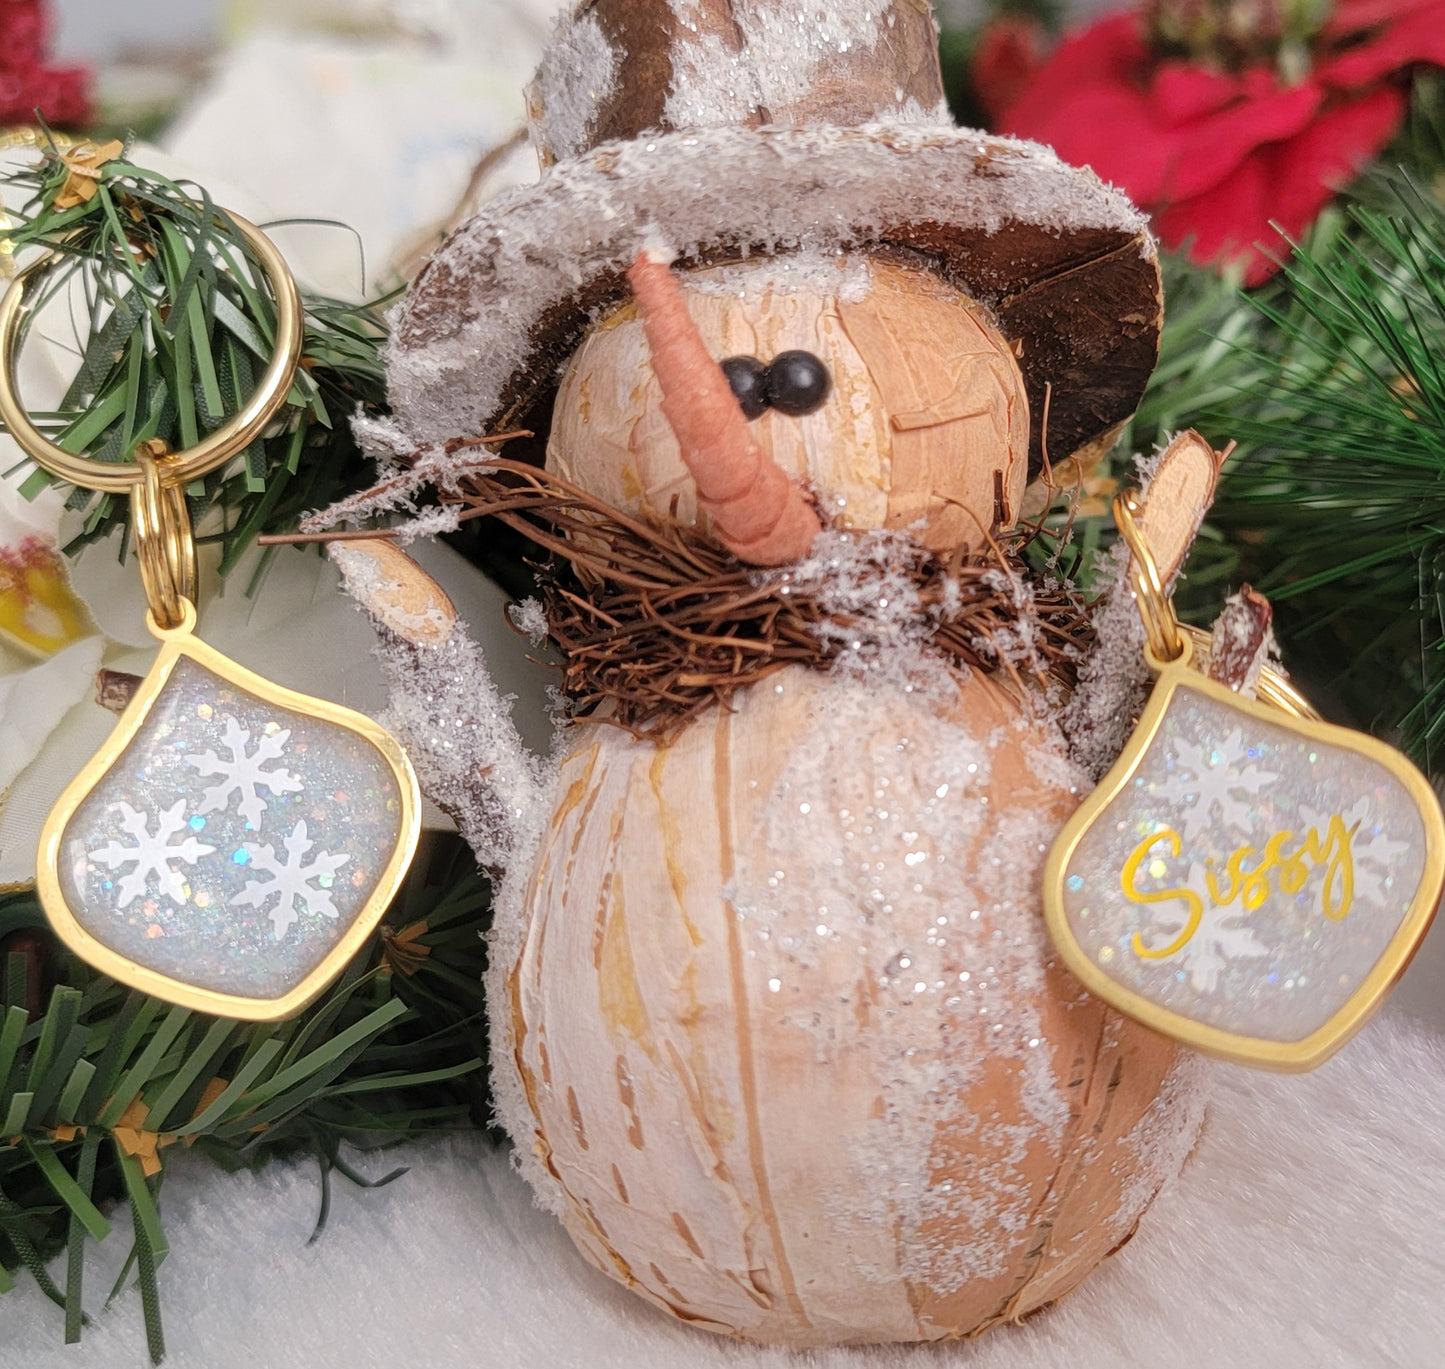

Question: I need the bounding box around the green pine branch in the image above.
[0,136,391,574]
[0,835,494,1361]
[1082,190,1445,767]
[1052,73,1445,774]
[1196,177,1445,765]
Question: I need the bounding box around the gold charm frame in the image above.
[34,602,421,1020]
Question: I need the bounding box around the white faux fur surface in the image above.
[5,1008,1445,1368]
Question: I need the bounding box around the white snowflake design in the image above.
[231,820,350,938]
[186,715,303,828]
[1135,859,1269,993]
[1306,796,1410,911]
[89,800,216,909]
[1152,728,1279,845]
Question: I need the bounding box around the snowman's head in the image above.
[370,5,1162,556]
[548,250,1031,556]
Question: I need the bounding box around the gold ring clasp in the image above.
[1176,623,1322,721]
[0,211,302,492]
[0,206,302,630]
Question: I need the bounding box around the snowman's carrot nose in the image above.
[627,251,821,566]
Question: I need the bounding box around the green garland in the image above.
[1190,177,1445,766]
[937,28,1445,769]
[1029,73,1445,776]
[0,135,388,578]
[0,836,494,1360]
[0,142,502,1357]
[1109,71,1445,766]
[1049,204,1445,770]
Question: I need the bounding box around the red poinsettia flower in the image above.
[987,0,1445,284]
[971,16,1051,127]
[0,0,91,129]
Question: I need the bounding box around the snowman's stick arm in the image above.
[627,251,822,567]
[1063,429,1229,779]
[329,540,548,877]
[1127,430,1228,589]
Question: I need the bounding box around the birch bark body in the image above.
[500,665,1199,1345]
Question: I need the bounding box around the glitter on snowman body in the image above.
[491,645,1200,1340]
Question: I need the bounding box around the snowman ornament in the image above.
[324,0,1212,1346]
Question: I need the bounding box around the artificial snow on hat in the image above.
[386,0,1163,480]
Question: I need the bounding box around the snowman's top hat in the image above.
[384,0,1162,480]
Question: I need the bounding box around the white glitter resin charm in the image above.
[36,606,421,1019]
[1045,663,1445,1070]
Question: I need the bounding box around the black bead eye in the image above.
[767,350,831,416]
[721,355,770,420]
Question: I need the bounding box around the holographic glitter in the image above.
[57,657,404,1000]
[1059,683,1430,1043]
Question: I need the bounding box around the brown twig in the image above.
[304,448,1095,738]
[443,459,1093,739]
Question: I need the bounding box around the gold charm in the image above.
[0,218,420,1020]
[1044,493,1445,1070]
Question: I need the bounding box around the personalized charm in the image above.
[1045,499,1445,1070]
[0,214,420,1019]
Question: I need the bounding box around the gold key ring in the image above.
[0,210,302,492]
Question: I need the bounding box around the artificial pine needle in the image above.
[0,139,388,565]
[1186,178,1445,764]
[0,834,495,1362]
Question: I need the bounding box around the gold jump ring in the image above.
[1113,488,1185,667]
[0,210,301,492]
[130,444,196,630]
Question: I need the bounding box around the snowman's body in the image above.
[483,258,1205,1345]
[336,0,1202,1345]
[502,665,1199,1344]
